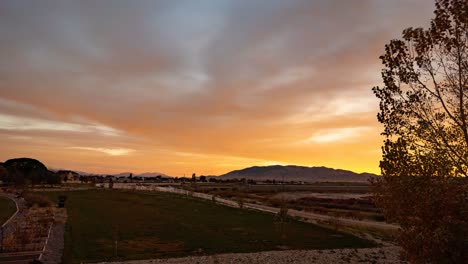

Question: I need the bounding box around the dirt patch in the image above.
[122,239,185,253]
[97,238,186,254]
[272,192,369,201]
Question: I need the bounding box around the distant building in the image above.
[56,170,80,183]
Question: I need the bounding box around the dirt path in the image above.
[97,246,405,264]
[244,202,398,231]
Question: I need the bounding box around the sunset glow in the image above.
[0,0,435,176]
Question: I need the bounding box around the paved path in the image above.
[0,193,24,238]
[39,208,67,264]
[0,194,35,264]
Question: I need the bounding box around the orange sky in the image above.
[0,0,435,176]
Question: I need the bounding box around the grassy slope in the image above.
[0,196,16,226]
[44,190,374,263]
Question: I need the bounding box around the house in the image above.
[56,170,81,183]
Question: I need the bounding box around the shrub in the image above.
[23,193,52,208]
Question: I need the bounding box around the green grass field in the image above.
[0,196,16,225]
[44,190,374,263]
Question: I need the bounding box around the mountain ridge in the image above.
[218,165,377,183]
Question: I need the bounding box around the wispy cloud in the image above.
[0,114,121,136]
[305,127,371,144]
[70,147,135,156]
[258,66,315,91]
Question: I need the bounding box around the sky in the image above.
[0,0,435,176]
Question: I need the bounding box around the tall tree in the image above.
[372,0,468,263]
[3,158,48,186]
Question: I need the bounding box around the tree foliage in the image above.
[0,163,7,182]
[3,158,48,186]
[372,0,468,263]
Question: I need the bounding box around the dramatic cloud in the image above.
[0,0,435,175]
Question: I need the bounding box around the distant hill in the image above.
[218,165,377,183]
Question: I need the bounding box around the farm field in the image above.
[0,196,16,225]
[195,183,371,193]
[43,190,374,263]
[189,183,384,222]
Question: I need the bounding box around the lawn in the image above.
[0,196,16,225]
[44,190,374,263]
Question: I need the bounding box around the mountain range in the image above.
[6,157,377,183]
[217,165,377,183]
[51,165,377,183]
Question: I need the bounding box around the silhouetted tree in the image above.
[208,177,218,183]
[128,173,133,182]
[45,171,61,185]
[0,164,7,183]
[191,173,196,182]
[79,175,89,183]
[247,179,257,185]
[372,1,468,263]
[3,158,48,187]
